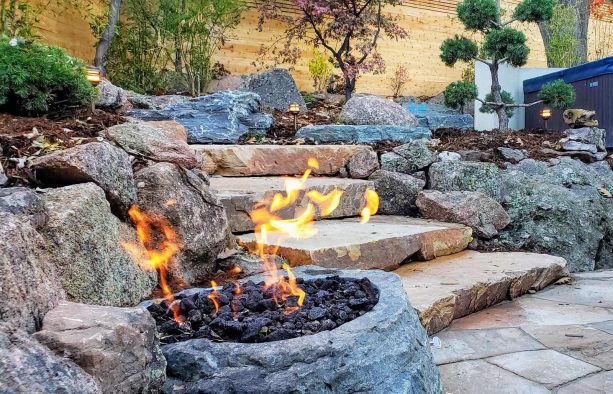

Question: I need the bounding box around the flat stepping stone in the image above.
[395,251,568,334]
[237,216,472,270]
[211,176,374,233]
[295,124,432,144]
[194,144,371,176]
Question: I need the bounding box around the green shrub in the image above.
[0,38,95,114]
[444,80,477,113]
[538,79,575,109]
[308,50,333,92]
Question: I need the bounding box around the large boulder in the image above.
[416,190,510,239]
[0,324,101,393]
[127,91,274,144]
[0,187,48,228]
[106,123,198,169]
[428,158,613,272]
[340,95,418,126]
[296,124,432,144]
[347,149,379,179]
[381,139,436,174]
[406,102,473,130]
[39,183,157,306]
[134,163,229,282]
[369,170,425,215]
[34,302,165,394]
[96,79,127,109]
[562,127,606,152]
[31,142,136,216]
[245,68,306,112]
[0,213,64,333]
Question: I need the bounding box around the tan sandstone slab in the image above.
[194,144,371,176]
[438,359,549,394]
[237,216,472,271]
[557,370,613,393]
[210,176,374,233]
[487,349,601,388]
[395,251,568,334]
[449,297,613,331]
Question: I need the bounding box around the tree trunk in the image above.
[344,77,356,101]
[94,0,122,73]
[539,0,589,66]
[489,62,509,130]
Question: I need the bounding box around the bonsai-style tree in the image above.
[441,0,576,130]
[257,0,408,100]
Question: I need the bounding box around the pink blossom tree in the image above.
[257,0,408,100]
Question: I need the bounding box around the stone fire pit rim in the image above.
[139,266,400,344]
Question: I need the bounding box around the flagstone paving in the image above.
[433,270,613,393]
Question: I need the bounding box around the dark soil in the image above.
[0,110,125,186]
[433,128,566,167]
[148,276,379,344]
[265,97,342,141]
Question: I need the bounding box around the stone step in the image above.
[237,216,473,270]
[394,250,568,335]
[193,144,371,176]
[211,176,374,233]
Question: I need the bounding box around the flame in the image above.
[248,158,350,312]
[360,189,380,224]
[306,189,343,216]
[122,205,182,322]
[208,280,220,316]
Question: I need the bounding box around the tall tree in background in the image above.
[441,0,576,130]
[92,0,122,72]
[257,0,408,100]
[539,0,589,65]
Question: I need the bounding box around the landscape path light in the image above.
[288,102,301,131]
[539,107,552,129]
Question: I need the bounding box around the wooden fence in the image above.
[36,0,550,96]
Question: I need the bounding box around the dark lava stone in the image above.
[148,276,379,344]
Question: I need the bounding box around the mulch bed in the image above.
[433,128,566,167]
[266,97,342,140]
[0,110,126,186]
[149,276,379,344]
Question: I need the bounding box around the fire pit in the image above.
[158,266,443,393]
[149,274,379,344]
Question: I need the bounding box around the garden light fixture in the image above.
[86,66,102,86]
[539,107,552,129]
[288,102,301,131]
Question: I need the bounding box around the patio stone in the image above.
[592,320,613,335]
[396,251,566,334]
[431,327,545,365]
[557,370,613,393]
[448,297,613,331]
[522,324,613,370]
[438,359,549,394]
[195,144,370,176]
[487,349,601,388]
[210,176,373,233]
[533,271,613,308]
[238,216,471,271]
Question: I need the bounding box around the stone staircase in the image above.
[197,144,568,334]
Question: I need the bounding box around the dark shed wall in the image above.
[525,73,613,147]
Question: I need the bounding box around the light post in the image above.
[539,107,552,130]
[288,103,301,131]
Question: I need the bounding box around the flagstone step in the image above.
[193,144,371,176]
[210,176,375,233]
[237,216,473,270]
[395,250,568,335]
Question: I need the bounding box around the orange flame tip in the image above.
[360,189,379,224]
[208,280,220,316]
